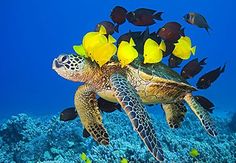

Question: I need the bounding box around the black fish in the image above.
[158,22,185,42]
[110,6,127,29]
[162,41,175,57]
[98,97,122,113]
[149,32,162,43]
[83,128,91,138]
[181,58,207,79]
[95,21,118,35]
[60,107,77,121]
[196,65,226,89]
[117,31,142,46]
[168,54,183,68]
[60,98,121,121]
[183,12,211,32]
[126,8,163,26]
[194,95,214,113]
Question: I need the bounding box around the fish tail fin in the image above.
[191,46,196,55]
[180,28,185,36]
[153,12,163,21]
[114,24,119,33]
[199,57,207,65]
[73,45,87,57]
[108,35,116,43]
[221,64,226,73]
[205,26,212,35]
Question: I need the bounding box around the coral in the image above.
[0,110,235,162]
[228,112,236,132]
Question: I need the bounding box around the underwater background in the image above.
[1,0,236,162]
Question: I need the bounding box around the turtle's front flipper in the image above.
[184,93,217,137]
[110,73,164,162]
[161,102,187,128]
[74,84,109,145]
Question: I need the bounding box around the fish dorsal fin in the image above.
[129,37,136,47]
[145,38,157,46]
[184,36,191,45]
[108,35,116,44]
[159,40,166,51]
[99,25,107,35]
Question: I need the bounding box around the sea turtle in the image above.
[52,54,217,161]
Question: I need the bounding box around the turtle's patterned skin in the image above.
[52,54,217,162]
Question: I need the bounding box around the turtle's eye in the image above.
[58,55,68,63]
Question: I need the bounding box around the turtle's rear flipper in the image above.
[184,93,217,137]
[110,73,164,162]
[74,84,109,145]
[161,102,187,128]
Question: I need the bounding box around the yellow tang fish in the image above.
[73,44,88,58]
[120,158,128,163]
[80,152,87,161]
[91,35,117,67]
[172,36,196,60]
[117,38,138,67]
[189,148,200,158]
[82,25,107,60]
[143,38,166,64]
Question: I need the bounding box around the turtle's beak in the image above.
[52,58,63,70]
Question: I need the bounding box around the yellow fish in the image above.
[73,44,88,58]
[172,36,196,60]
[189,148,200,158]
[91,35,117,67]
[120,158,128,163]
[143,38,166,64]
[82,25,107,60]
[86,158,92,163]
[117,38,138,67]
[80,152,87,161]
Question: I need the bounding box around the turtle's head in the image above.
[52,54,95,82]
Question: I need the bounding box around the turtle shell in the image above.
[129,55,189,83]
[110,52,189,83]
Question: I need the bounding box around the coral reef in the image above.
[0,110,235,163]
[228,112,236,133]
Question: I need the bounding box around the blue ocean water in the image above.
[0,0,236,162]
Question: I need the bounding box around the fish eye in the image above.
[201,78,205,82]
[161,28,165,31]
